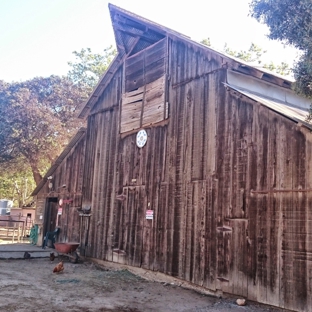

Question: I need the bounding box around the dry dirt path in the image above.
[0,258,287,312]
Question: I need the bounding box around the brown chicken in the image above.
[53,261,64,273]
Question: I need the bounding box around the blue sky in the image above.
[0,0,300,82]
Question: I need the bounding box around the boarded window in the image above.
[121,38,168,133]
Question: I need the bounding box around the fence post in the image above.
[12,223,15,243]
[18,224,21,242]
[21,222,24,241]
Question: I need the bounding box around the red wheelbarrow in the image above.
[54,242,80,263]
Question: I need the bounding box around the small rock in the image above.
[236,298,246,306]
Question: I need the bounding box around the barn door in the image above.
[231,220,248,295]
[113,186,147,266]
[216,191,248,297]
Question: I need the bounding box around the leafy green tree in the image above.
[222,42,291,76]
[0,162,35,207]
[67,46,117,92]
[200,38,211,47]
[250,0,312,50]
[292,49,312,98]
[263,61,292,76]
[250,0,312,97]
[224,42,266,64]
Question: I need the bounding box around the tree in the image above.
[67,46,117,91]
[0,81,16,162]
[263,61,292,76]
[224,42,266,64]
[250,0,312,97]
[250,0,312,50]
[0,45,116,195]
[0,76,85,185]
[0,162,35,207]
[200,38,211,47]
[222,42,291,76]
[199,35,291,76]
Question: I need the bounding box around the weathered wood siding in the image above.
[83,36,312,312]
[112,125,168,268]
[35,132,86,245]
[82,66,122,258]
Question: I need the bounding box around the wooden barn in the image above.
[32,4,312,311]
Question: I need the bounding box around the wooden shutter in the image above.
[142,76,166,126]
[121,38,167,134]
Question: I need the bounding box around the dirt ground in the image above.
[0,257,287,312]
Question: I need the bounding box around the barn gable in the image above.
[80,4,311,132]
[109,3,166,56]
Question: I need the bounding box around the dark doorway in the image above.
[42,197,58,245]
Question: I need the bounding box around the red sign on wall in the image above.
[146,210,153,220]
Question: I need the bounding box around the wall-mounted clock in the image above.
[136,129,147,148]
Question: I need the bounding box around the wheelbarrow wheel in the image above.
[70,251,79,263]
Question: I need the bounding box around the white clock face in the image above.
[136,129,147,148]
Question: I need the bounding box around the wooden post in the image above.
[18,224,21,242]
[12,224,15,243]
[22,221,25,241]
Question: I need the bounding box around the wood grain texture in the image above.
[121,76,166,133]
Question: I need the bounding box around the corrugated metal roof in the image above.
[31,128,86,196]
[226,69,311,110]
[225,83,312,130]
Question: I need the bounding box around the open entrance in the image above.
[42,197,58,246]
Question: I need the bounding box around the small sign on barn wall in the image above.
[58,207,62,215]
[146,210,153,220]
